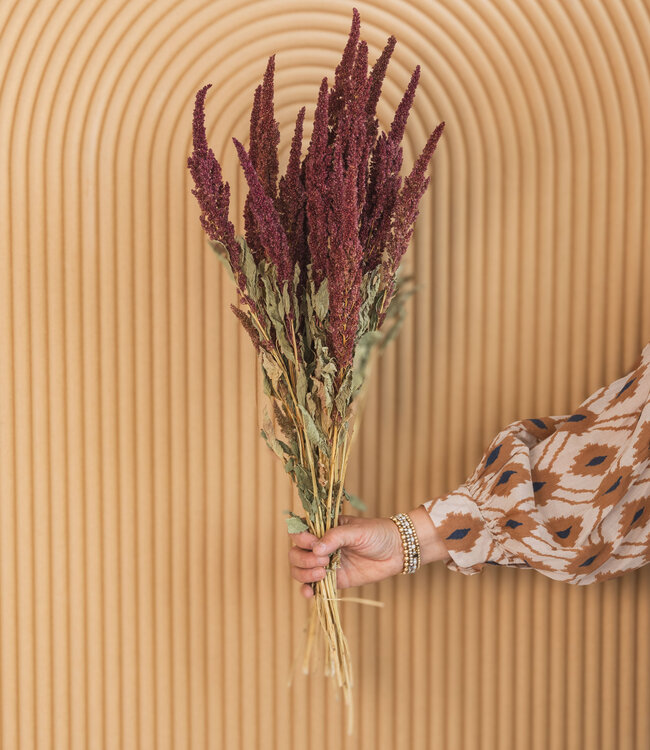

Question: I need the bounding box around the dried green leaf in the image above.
[306,392,318,419]
[261,367,273,396]
[296,366,307,407]
[261,352,283,390]
[344,489,367,512]
[282,281,291,320]
[322,374,334,410]
[313,278,329,321]
[208,240,236,284]
[209,239,228,257]
[273,401,295,441]
[299,404,330,458]
[261,428,284,460]
[335,370,353,416]
[261,275,281,318]
[293,261,301,292]
[293,463,311,488]
[275,439,291,456]
[313,337,333,379]
[276,328,295,364]
[379,272,420,352]
[285,514,309,533]
[261,408,285,460]
[303,316,313,351]
[260,275,295,363]
[351,330,383,392]
[312,377,331,415]
[297,484,315,515]
[236,235,259,295]
[357,268,382,332]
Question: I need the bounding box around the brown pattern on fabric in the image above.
[555,407,600,436]
[571,443,617,477]
[490,464,529,498]
[618,495,649,537]
[528,465,563,507]
[546,514,585,547]
[564,540,614,575]
[521,416,564,441]
[475,433,519,482]
[642,541,650,566]
[631,416,650,466]
[433,511,483,552]
[423,340,650,585]
[495,508,537,539]
[527,557,563,574]
[611,368,643,405]
[593,469,634,512]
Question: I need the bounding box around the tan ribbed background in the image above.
[1,0,650,748]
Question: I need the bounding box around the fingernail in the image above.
[314,542,326,554]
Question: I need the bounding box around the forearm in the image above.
[409,504,451,566]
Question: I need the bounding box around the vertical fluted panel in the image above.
[0,1,649,748]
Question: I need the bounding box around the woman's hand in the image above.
[287,506,450,598]
[288,514,404,598]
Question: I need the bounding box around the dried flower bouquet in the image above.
[187,7,444,734]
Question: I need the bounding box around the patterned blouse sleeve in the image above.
[421,340,650,585]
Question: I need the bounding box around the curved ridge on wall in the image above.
[0,1,649,749]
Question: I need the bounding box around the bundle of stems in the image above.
[187,7,444,735]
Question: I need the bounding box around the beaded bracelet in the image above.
[389,512,421,574]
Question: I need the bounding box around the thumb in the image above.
[313,517,362,555]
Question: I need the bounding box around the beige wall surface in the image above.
[1,0,650,748]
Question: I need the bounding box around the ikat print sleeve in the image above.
[422,340,650,585]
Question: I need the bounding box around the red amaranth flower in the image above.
[321,35,374,371]
[360,66,421,271]
[243,55,281,264]
[232,136,293,284]
[230,303,262,353]
[277,106,308,279]
[364,35,397,148]
[360,132,402,271]
[187,84,246,294]
[304,77,332,288]
[336,39,370,168]
[256,54,281,199]
[379,120,446,323]
[189,6,446,376]
[326,132,363,372]
[388,65,421,147]
[328,7,361,134]
[244,84,264,263]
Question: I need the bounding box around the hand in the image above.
[287,514,405,599]
[287,506,451,598]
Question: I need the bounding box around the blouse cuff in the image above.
[423,480,530,576]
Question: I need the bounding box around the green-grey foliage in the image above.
[219,235,421,532]
[208,240,236,284]
[344,489,367,512]
[284,510,309,533]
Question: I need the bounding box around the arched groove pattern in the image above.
[0,1,649,749]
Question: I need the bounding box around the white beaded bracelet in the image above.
[389,512,421,574]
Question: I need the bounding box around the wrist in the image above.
[385,517,409,576]
[408,504,451,566]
